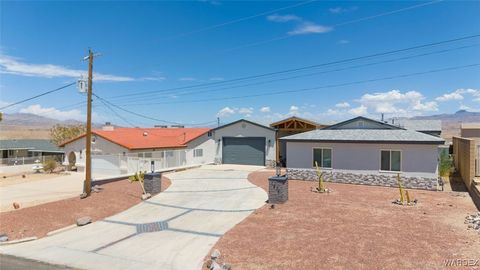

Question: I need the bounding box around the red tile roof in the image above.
[60,127,210,150]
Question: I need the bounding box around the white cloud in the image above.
[289,105,299,114]
[209,77,224,81]
[329,6,358,14]
[335,102,350,108]
[436,88,480,102]
[288,22,332,35]
[326,109,340,115]
[260,106,271,113]
[267,14,301,23]
[459,103,480,112]
[217,107,235,117]
[436,92,463,102]
[238,107,253,115]
[19,104,86,121]
[139,76,166,81]
[338,39,350,45]
[348,105,368,116]
[0,55,134,82]
[358,90,438,115]
[179,77,196,81]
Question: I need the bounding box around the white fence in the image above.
[89,149,204,178]
[0,155,64,166]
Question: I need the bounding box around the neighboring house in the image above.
[389,119,442,137]
[282,116,445,190]
[270,116,327,166]
[0,139,63,164]
[461,123,480,141]
[211,119,276,166]
[60,126,212,172]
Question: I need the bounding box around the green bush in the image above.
[439,151,453,177]
[43,159,58,173]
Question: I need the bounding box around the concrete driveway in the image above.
[0,165,267,270]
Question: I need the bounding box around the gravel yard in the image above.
[210,170,480,270]
[0,176,171,241]
[0,173,63,187]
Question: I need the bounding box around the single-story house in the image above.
[60,119,276,173]
[60,125,212,171]
[282,116,445,190]
[0,139,64,164]
[390,119,442,137]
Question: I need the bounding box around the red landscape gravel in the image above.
[210,170,480,270]
[0,176,171,240]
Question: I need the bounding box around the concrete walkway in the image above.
[0,165,267,270]
[0,172,85,212]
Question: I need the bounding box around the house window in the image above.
[194,149,203,157]
[207,131,213,137]
[380,150,401,171]
[312,148,332,168]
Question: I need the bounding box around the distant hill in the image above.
[0,113,102,140]
[412,110,480,122]
[0,113,85,127]
[411,110,480,142]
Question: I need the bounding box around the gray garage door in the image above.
[222,137,266,166]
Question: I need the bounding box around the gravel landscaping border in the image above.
[0,176,171,241]
[208,170,480,270]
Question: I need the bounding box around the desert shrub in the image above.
[43,159,58,173]
[439,151,453,177]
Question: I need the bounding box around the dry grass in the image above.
[211,170,480,270]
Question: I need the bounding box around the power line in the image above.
[94,95,138,127]
[108,43,480,103]
[161,0,316,40]
[221,0,443,53]
[0,82,76,110]
[113,63,480,106]
[93,93,217,127]
[103,34,480,100]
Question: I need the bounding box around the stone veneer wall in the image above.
[287,168,439,191]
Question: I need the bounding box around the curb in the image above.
[0,236,37,246]
[46,224,77,236]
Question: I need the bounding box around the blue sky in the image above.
[1,0,479,126]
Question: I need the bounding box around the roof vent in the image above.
[170,125,184,128]
[143,132,148,137]
[154,125,168,128]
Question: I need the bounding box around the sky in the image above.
[0,0,479,127]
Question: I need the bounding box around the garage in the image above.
[222,137,266,166]
[211,119,276,167]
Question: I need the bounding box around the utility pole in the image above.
[83,49,94,197]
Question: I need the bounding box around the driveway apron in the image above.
[0,165,267,270]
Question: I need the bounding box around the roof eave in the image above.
[281,138,445,145]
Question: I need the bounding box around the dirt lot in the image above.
[0,173,64,187]
[0,176,171,240]
[211,170,480,270]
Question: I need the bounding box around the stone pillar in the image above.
[268,175,288,203]
[144,172,162,195]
